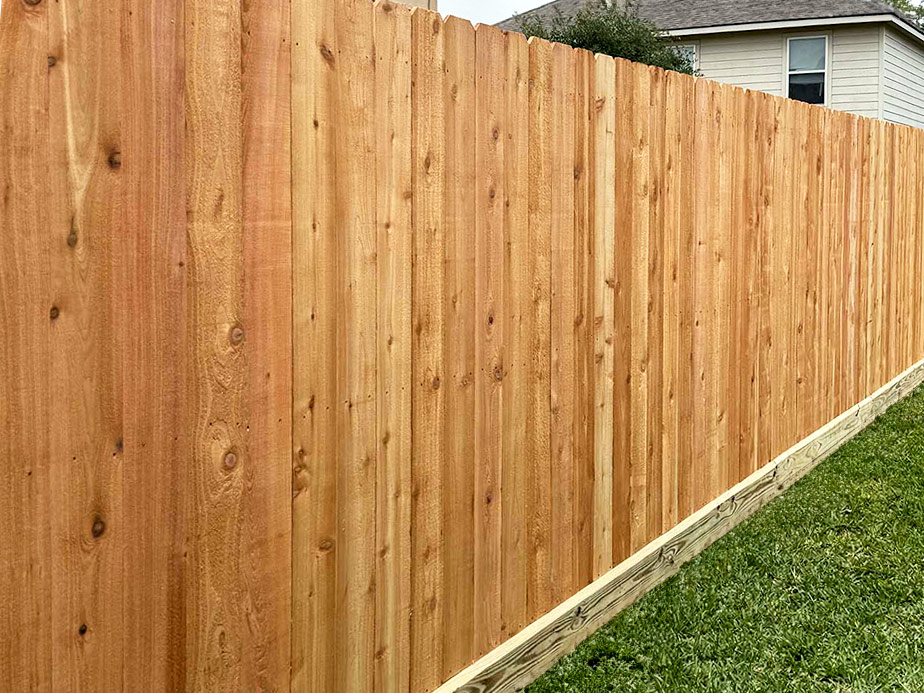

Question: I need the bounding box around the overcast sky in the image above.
[439,0,547,26]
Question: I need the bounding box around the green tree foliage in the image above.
[515,0,697,75]
[884,0,924,27]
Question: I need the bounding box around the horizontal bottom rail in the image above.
[437,357,924,693]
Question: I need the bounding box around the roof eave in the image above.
[667,13,924,46]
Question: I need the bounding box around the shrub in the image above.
[884,0,924,27]
[515,0,698,75]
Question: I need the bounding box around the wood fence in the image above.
[1,0,923,690]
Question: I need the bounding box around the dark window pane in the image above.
[789,73,825,104]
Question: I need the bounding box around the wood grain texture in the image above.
[437,357,924,693]
[47,0,124,688]
[571,48,596,590]
[549,39,577,608]
[373,3,413,692]
[500,27,530,642]
[291,0,338,688]
[240,0,293,687]
[474,21,506,656]
[592,54,616,576]
[442,15,477,678]
[0,0,54,688]
[187,0,292,686]
[120,0,188,689]
[5,1,924,689]
[527,36,554,621]
[410,8,446,691]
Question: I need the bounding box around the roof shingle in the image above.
[497,0,916,34]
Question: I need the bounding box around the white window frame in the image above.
[785,34,831,107]
[673,41,699,71]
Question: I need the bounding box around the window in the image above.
[673,43,698,70]
[787,36,827,106]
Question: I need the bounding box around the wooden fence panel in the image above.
[5,0,924,690]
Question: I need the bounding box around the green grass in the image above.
[528,385,924,693]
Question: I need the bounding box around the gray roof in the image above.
[497,0,918,33]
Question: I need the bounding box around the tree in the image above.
[883,0,924,27]
[515,0,697,75]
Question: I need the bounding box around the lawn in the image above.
[528,385,924,693]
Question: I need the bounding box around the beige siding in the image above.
[830,26,881,119]
[698,32,785,96]
[882,27,924,129]
[696,25,924,124]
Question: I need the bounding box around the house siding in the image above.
[696,25,922,124]
[829,26,881,119]
[698,32,785,96]
[882,27,924,129]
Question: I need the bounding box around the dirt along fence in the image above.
[2,0,923,690]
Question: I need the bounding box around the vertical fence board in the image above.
[714,83,733,497]
[550,41,577,606]
[292,0,337,689]
[474,21,506,658]
[691,78,714,511]
[735,88,760,483]
[373,3,413,691]
[527,36,554,620]
[47,0,124,687]
[501,28,530,637]
[121,0,188,689]
[676,75,697,514]
[241,0,294,686]
[442,16,477,678]
[612,57,634,561]
[410,8,446,691]
[661,71,681,529]
[629,63,651,551]
[571,48,596,588]
[646,67,665,543]
[0,1,53,688]
[593,54,616,575]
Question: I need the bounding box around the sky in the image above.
[438,0,548,27]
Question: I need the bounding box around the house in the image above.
[499,0,924,129]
